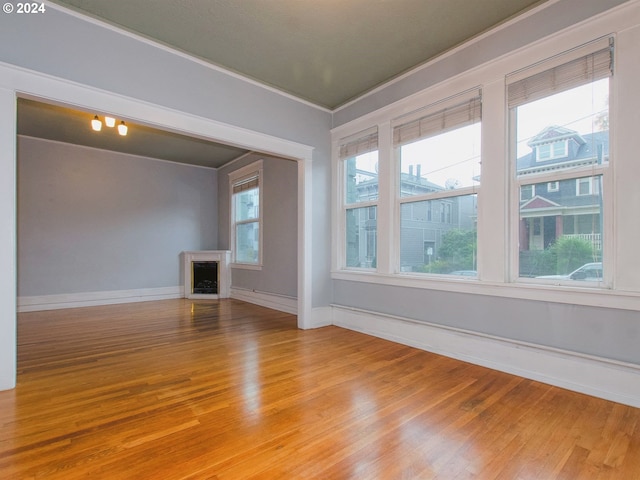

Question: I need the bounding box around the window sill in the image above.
[231,263,263,271]
[331,269,640,312]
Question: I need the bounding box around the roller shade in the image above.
[339,127,378,159]
[393,95,481,147]
[508,39,613,108]
[232,175,259,194]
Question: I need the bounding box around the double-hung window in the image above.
[393,91,481,275]
[508,37,612,283]
[340,127,379,269]
[229,160,263,267]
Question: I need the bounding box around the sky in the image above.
[354,78,609,191]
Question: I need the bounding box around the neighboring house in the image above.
[347,164,477,269]
[517,125,607,253]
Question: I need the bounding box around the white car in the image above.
[536,262,602,281]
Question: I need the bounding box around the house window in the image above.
[536,141,568,161]
[340,127,378,269]
[229,160,263,267]
[394,91,481,274]
[508,38,611,282]
[520,184,535,201]
[576,176,599,196]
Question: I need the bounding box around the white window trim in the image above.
[330,2,640,311]
[576,176,594,196]
[508,34,613,288]
[229,159,263,270]
[392,88,481,276]
[338,128,379,271]
[547,181,559,192]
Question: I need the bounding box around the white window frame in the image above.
[229,160,263,270]
[392,89,481,276]
[508,37,612,287]
[330,3,640,312]
[547,181,559,192]
[338,127,379,271]
[576,176,598,196]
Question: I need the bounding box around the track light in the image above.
[118,121,128,136]
[91,115,102,131]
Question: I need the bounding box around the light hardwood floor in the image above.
[1,299,639,479]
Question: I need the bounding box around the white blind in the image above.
[393,95,481,147]
[508,40,612,108]
[232,175,259,194]
[339,127,378,159]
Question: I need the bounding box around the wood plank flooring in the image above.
[1,299,639,479]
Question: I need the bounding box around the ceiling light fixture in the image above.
[91,115,130,136]
[91,115,102,131]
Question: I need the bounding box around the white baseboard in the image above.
[309,306,333,328]
[230,287,297,315]
[18,286,184,312]
[332,304,640,408]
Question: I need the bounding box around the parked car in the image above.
[536,262,602,281]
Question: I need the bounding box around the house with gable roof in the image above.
[517,125,607,253]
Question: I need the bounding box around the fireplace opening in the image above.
[192,261,218,295]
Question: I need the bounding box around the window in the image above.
[520,184,535,201]
[394,91,481,275]
[340,128,378,269]
[536,141,568,161]
[576,176,599,196]
[229,160,263,267]
[508,38,611,283]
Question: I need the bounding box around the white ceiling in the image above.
[19,0,548,168]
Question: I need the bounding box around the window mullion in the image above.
[376,121,392,274]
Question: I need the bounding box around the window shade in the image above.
[232,175,259,194]
[507,41,612,108]
[339,127,378,160]
[393,96,481,147]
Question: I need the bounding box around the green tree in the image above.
[437,229,477,272]
[548,236,596,274]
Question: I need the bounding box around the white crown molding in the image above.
[44,1,332,114]
[332,0,639,131]
[332,0,565,113]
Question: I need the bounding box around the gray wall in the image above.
[331,0,639,367]
[218,154,298,298]
[333,280,640,365]
[17,136,217,296]
[0,5,332,307]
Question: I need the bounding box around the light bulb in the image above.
[105,116,116,128]
[118,121,128,136]
[91,115,102,131]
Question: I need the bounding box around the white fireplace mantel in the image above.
[183,250,231,299]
